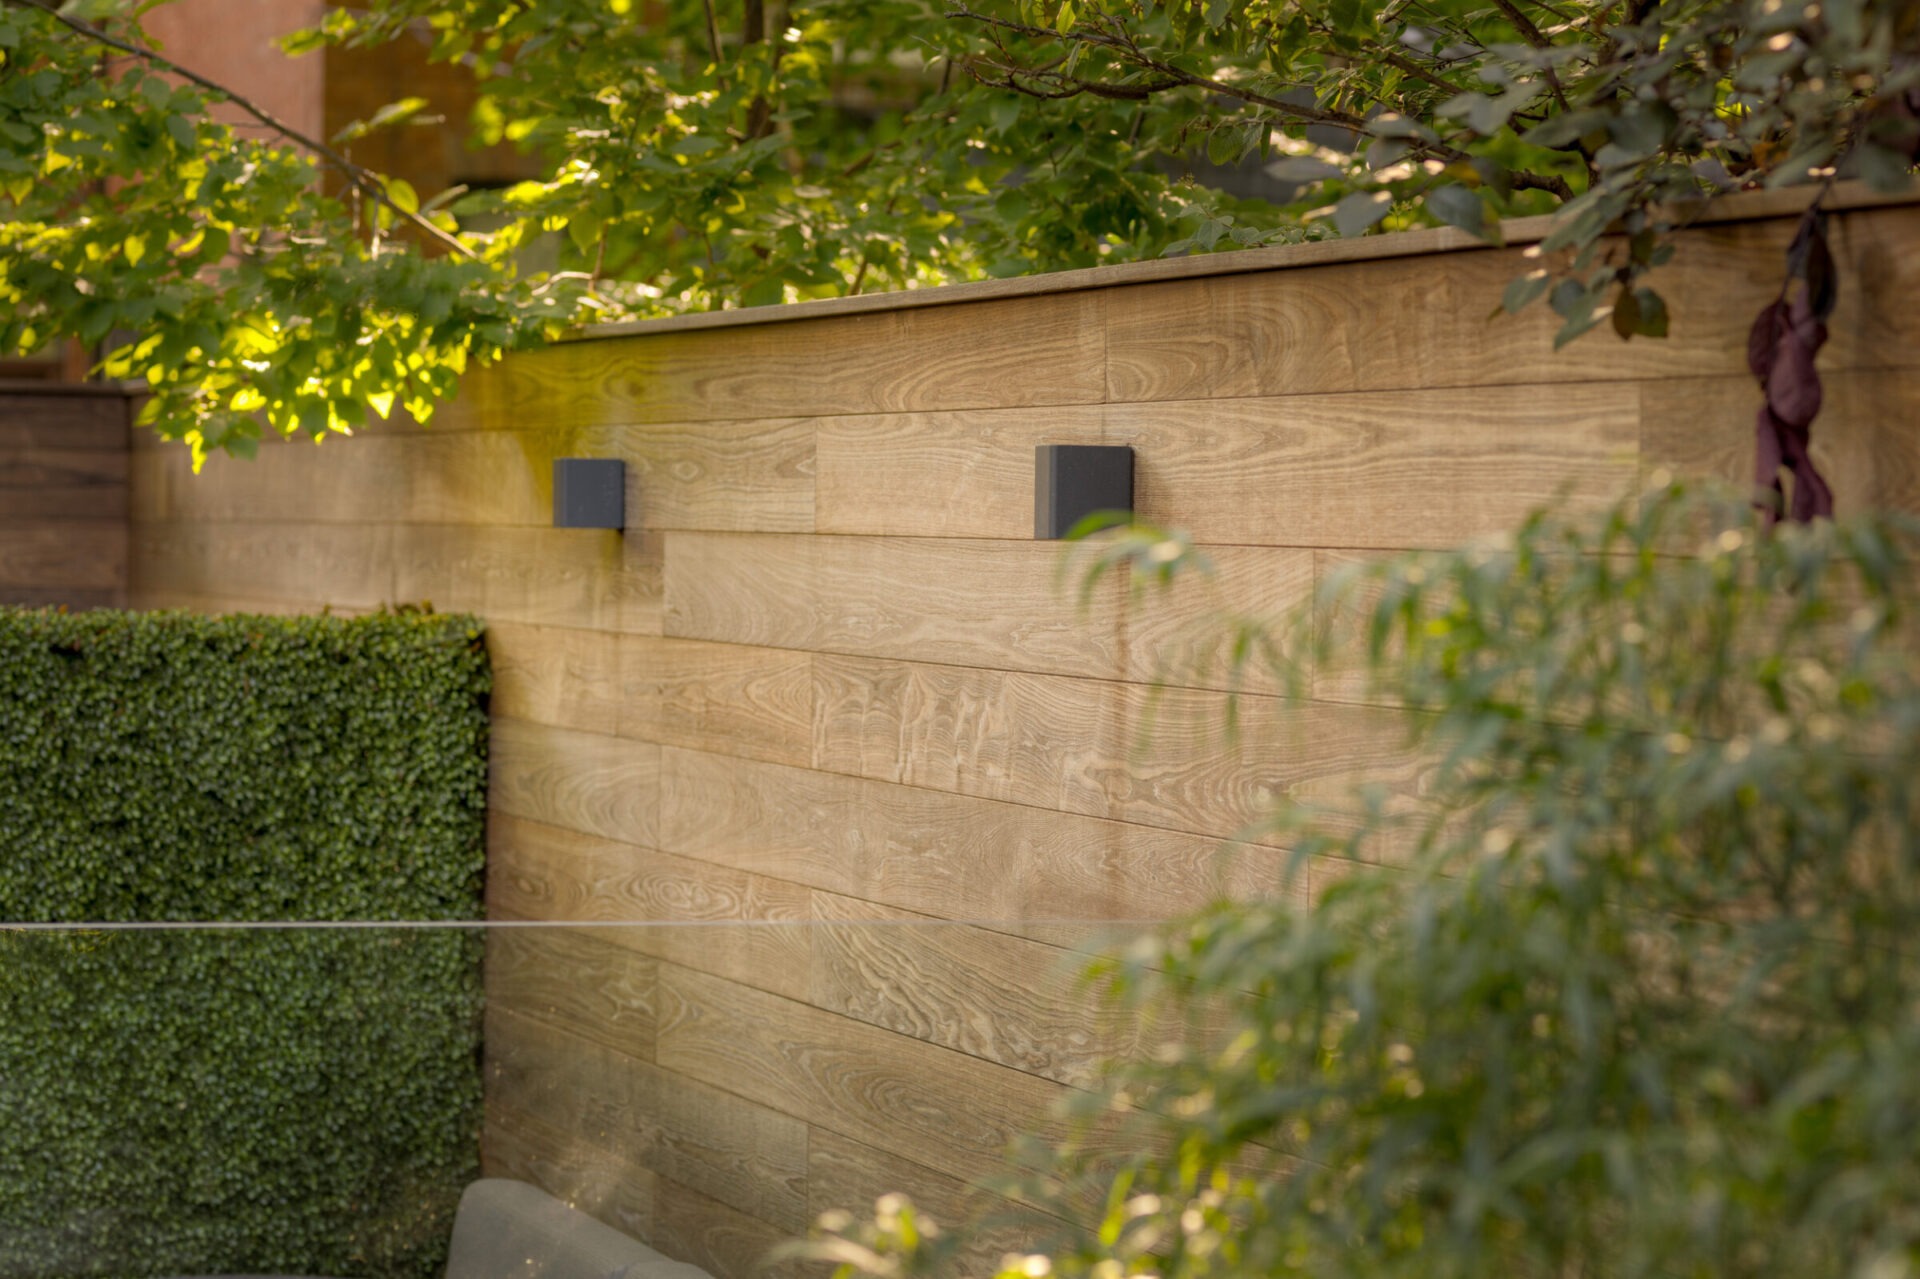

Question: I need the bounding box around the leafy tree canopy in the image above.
[1,0,1916,462]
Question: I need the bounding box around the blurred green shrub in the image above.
[0,609,491,1279]
[808,484,1920,1279]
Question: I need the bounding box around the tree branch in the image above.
[1485,0,1573,109]
[6,0,475,259]
[947,4,1575,200]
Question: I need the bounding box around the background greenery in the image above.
[808,484,1920,1278]
[0,608,491,1279]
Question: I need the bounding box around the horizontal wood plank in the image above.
[1639,370,1920,518]
[814,384,1638,550]
[655,965,1092,1208]
[1110,386,1640,548]
[486,924,658,1062]
[0,445,126,489]
[623,636,815,769]
[665,533,1126,680]
[133,416,814,534]
[806,1129,1051,1273]
[489,719,662,849]
[580,419,816,534]
[445,290,1107,432]
[0,487,127,523]
[482,1100,658,1243]
[809,891,1142,1089]
[489,1006,811,1232]
[1103,208,1920,405]
[488,628,815,765]
[487,621,626,737]
[0,524,126,592]
[390,524,662,634]
[809,654,1428,852]
[649,1176,806,1279]
[130,521,395,610]
[487,812,813,1001]
[659,747,1306,932]
[0,394,129,448]
[814,407,1106,539]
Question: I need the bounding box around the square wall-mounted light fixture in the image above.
[1034,444,1133,540]
[553,458,626,530]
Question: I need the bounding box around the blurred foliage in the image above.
[0,0,1915,456]
[0,608,491,1279]
[805,482,1920,1279]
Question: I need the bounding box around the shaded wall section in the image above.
[127,190,1920,1278]
[1,385,130,609]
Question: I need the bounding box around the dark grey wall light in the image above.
[552,458,626,530]
[1034,444,1133,540]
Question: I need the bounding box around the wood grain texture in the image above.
[483,1100,658,1243]
[623,636,815,768]
[807,1129,1050,1274]
[0,392,130,449]
[808,656,1126,819]
[1104,208,1920,405]
[1639,371,1920,517]
[814,407,1107,539]
[660,746,1306,929]
[488,622,626,737]
[0,488,126,523]
[0,524,127,593]
[131,431,552,527]
[446,290,1107,433]
[479,627,822,764]
[486,924,658,1062]
[488,812,813,1001]
[810,653,1428,850]
[0,443,125,491]
[131,521,396,610]
[1119,544,1313,694]
[134,417,814,534]
[814,384,1637,551]
[390,524,662,634]
[655,965,1091,1205]
[808,892,1143,1089]
[665,533,1126,680]
[489,718,662,849]
[1111,386,1640,548]
[489,1005,811,1232]
[580,419,815,534]
[649,1176,806,1279]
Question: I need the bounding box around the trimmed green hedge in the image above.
[0,608,491,1279]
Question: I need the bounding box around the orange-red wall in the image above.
[140,0,326,141]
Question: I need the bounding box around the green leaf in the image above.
[1334,190,1393,238]
[1501,267,1552,315]
[1425,183,1496,242]
[1632,287,1669,338]
[1856,144,1914,194]
[383,178,420,215]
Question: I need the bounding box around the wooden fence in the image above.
[127,186,1920,1278]
[1,384,131,610]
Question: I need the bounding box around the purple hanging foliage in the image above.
[1747,207,1837,524]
